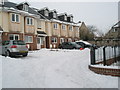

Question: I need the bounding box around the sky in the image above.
[4,0,119,34]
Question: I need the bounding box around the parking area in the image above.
[0,49,118,88]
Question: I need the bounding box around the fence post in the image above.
[103,46,106,66]
[114,46,117,63]
[90,47,95,65]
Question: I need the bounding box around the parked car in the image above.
[2,40,28,57]
[75,40,92,48]
[58,42,83,49]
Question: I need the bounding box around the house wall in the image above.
[60,24,68,37]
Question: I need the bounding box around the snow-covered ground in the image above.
[0,48,118,88]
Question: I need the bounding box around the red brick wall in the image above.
[89,65,120,77]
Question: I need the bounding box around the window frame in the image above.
[23,4,29,12]
[62,24,66,30]
[53,23,58,29]
[51,37,57,43]
[11,13,20,23]
[26,17,34,25]
[69,25,73,31]
[44,10,49,16]
[9,34,19,40]
[25,36,33,43]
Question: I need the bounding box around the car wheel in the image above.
[5,50,11,57]
[23,53,28,57]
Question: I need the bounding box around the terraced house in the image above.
[0,1,80,50]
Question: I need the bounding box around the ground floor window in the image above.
[9,34,19,40]
[68,38,72,42]
[51,37,57,43]
[25,36,33,43]
[37,37,44,45]
[60,38,65,44]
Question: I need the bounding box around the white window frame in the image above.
[53,23,58,29]
[64,15,67,21]
[60,38,65,44]
[45,10,49,16]
[23,4,29,12]
[51,37,57,43]
[11,13,20,23]
[37,21,42,29]
[9,34,19,40]
[69,25,73,31]
[26,17,34,25]
[70,17,73,22]
[62,24,66,30]
[53,12,57,18]
[25,36,33,43]
[68,38,72,42]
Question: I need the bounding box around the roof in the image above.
[1,1,38,15]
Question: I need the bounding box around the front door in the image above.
[37,37,41,49]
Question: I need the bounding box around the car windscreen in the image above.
[13,41,26,45]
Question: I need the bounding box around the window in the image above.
[37,21,41,29]
[45,10,48,16]
[40,37,44,45]
[68,38,72,42]
[60,38,65,44]
[70,17,73,22]
[11,14,20,22]
[76,27,79,31]
[51,37,57,43]
[9,34,19,40]
[53,23,58,29]
[26,17,34,25]
[62,24,66,30]
[69,25,73,31]
[53,13,57,18]
[25,36,33,43]
[64,15,67,21]
[23,4,29,11]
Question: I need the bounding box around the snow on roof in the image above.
[39,7,50,11]
[58,12,67,16]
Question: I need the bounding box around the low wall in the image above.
[89,65,120,77]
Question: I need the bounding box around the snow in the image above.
[1,48,118,88]
[75,40,92,45]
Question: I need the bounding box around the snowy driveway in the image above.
[1,49,118,88]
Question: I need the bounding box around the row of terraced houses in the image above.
[0,1,86,50]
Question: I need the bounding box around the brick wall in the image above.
[89,65,120,77]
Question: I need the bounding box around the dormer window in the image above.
[64,15,67,21]
[53,13,57,18]
[70,17,73,22]
[45,10,49,16]
[23,4,28,11]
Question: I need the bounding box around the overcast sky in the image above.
[7,0,119,34]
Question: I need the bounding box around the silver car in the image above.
[2,40,28,57]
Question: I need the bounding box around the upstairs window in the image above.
[23,4,29,12]
[69,25,73,31]
[53,13,57,18]
[26,17,34,25]
[45,10,49,16]
[76,27,79,31]
[64,15,67,21]
[11,14,20,23]
[62,24,66,30]
[37,21,41,29]
[53,23,58,29]
[70,17,73,22]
